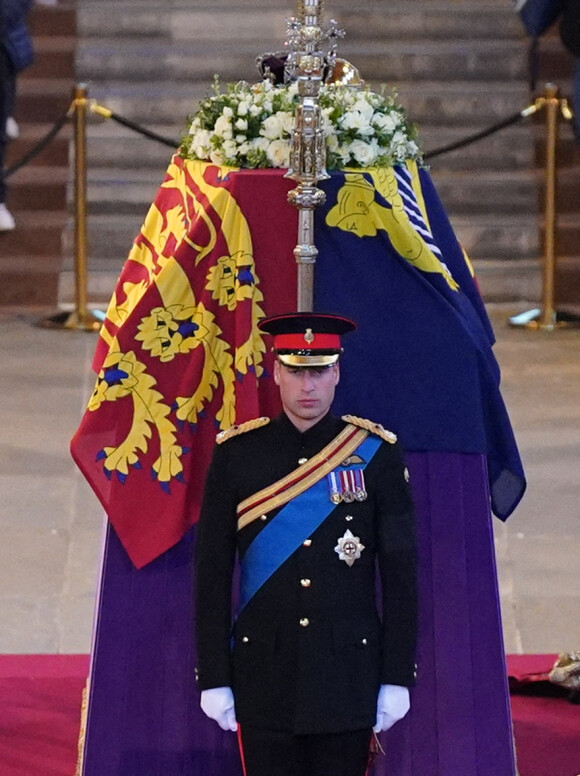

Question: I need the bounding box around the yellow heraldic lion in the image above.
[135,302,237,431]
[326,166,459,291]
[88,350,185,487]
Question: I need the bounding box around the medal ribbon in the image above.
[239,434,382,611]
[237,425,368,531]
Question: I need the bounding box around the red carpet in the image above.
[507,654,580,776]
[0,655,88,776]
[1,654,578,776]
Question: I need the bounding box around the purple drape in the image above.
[81,451,516,776]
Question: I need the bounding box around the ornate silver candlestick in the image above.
[285,1,343,311]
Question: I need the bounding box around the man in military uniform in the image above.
[195,313,417,776]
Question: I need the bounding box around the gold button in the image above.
[302,539,312,547]
[242,636,249,643]
[299,618,310,627]
[300,579,311,588]
[260,514,268,521]
[298,457,308,465]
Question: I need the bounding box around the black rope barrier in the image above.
[1,110,70,180]
[90,104,179,149]
[1,90,574,184]
[423,110,528,161]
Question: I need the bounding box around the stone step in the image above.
[421,123,536,171]
[77,1,521,42]
[85,168,164,214]
[430,169,538,216]
[8,167,69,211]
[472,258,541,304]
[5,123,72,169]
[85,122,180,169]
[449,213,539,261]
[65,0,557,307]
[14,79,75,125]
[2,3,77,306]
[77,38,529,84]
[29,3,76,37]
[21,36,76,81]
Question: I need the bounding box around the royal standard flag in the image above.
[71,157,525,568]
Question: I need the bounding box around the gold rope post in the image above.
[40,84,103,331]
[510,83,580,330]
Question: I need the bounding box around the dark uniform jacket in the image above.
[195,411,417,735]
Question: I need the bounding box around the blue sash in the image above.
[239,435,381,610]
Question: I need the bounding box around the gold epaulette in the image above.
[342,415,397,444]
[216,416,270,444]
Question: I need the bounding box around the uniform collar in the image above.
[277,410,343,447]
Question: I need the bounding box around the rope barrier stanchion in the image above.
[40,84,105,332]
[510,84,580,330]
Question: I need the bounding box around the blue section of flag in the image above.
[314,168,525,520]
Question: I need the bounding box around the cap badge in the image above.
[334,529,365,567]
[304,328,314,344]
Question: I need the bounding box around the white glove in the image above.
[373,684,410,733]
[200,686,238,732]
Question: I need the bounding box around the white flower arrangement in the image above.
[180,77,422,170]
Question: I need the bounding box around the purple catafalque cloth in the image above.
[79,451,516,776]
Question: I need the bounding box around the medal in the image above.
[334,529,365,566]
[328,471,342,503]
[327,467,368,504]
[353,468,367,501]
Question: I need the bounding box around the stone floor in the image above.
[0,303,579,655]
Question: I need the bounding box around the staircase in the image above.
[67,0,574,306]
[0,2,75,306]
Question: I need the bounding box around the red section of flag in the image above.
[71,159,297,568]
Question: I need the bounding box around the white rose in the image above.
[214,115,233,139]
[237,100,249,116]
[250,136,270,152]
[406,140,419,156]
[192,129,211,157]
[326,132,339,153]
[261,113,284,140]
[352,97,374,122]
[349,138,378,166]
[222,139,238,158]
[222,106,234,118]
[391,130,407,149]
[266,139,290,168]
[372,112,399,133]
[278,111,294,135]
[249,104,261,117]
[188,118,201,135]
[235,117,248,131]
[209,148,225,165]
[339,110,373,136]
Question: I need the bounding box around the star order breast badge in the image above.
[334,529,365,567]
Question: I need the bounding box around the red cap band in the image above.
[273,333,341,350]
